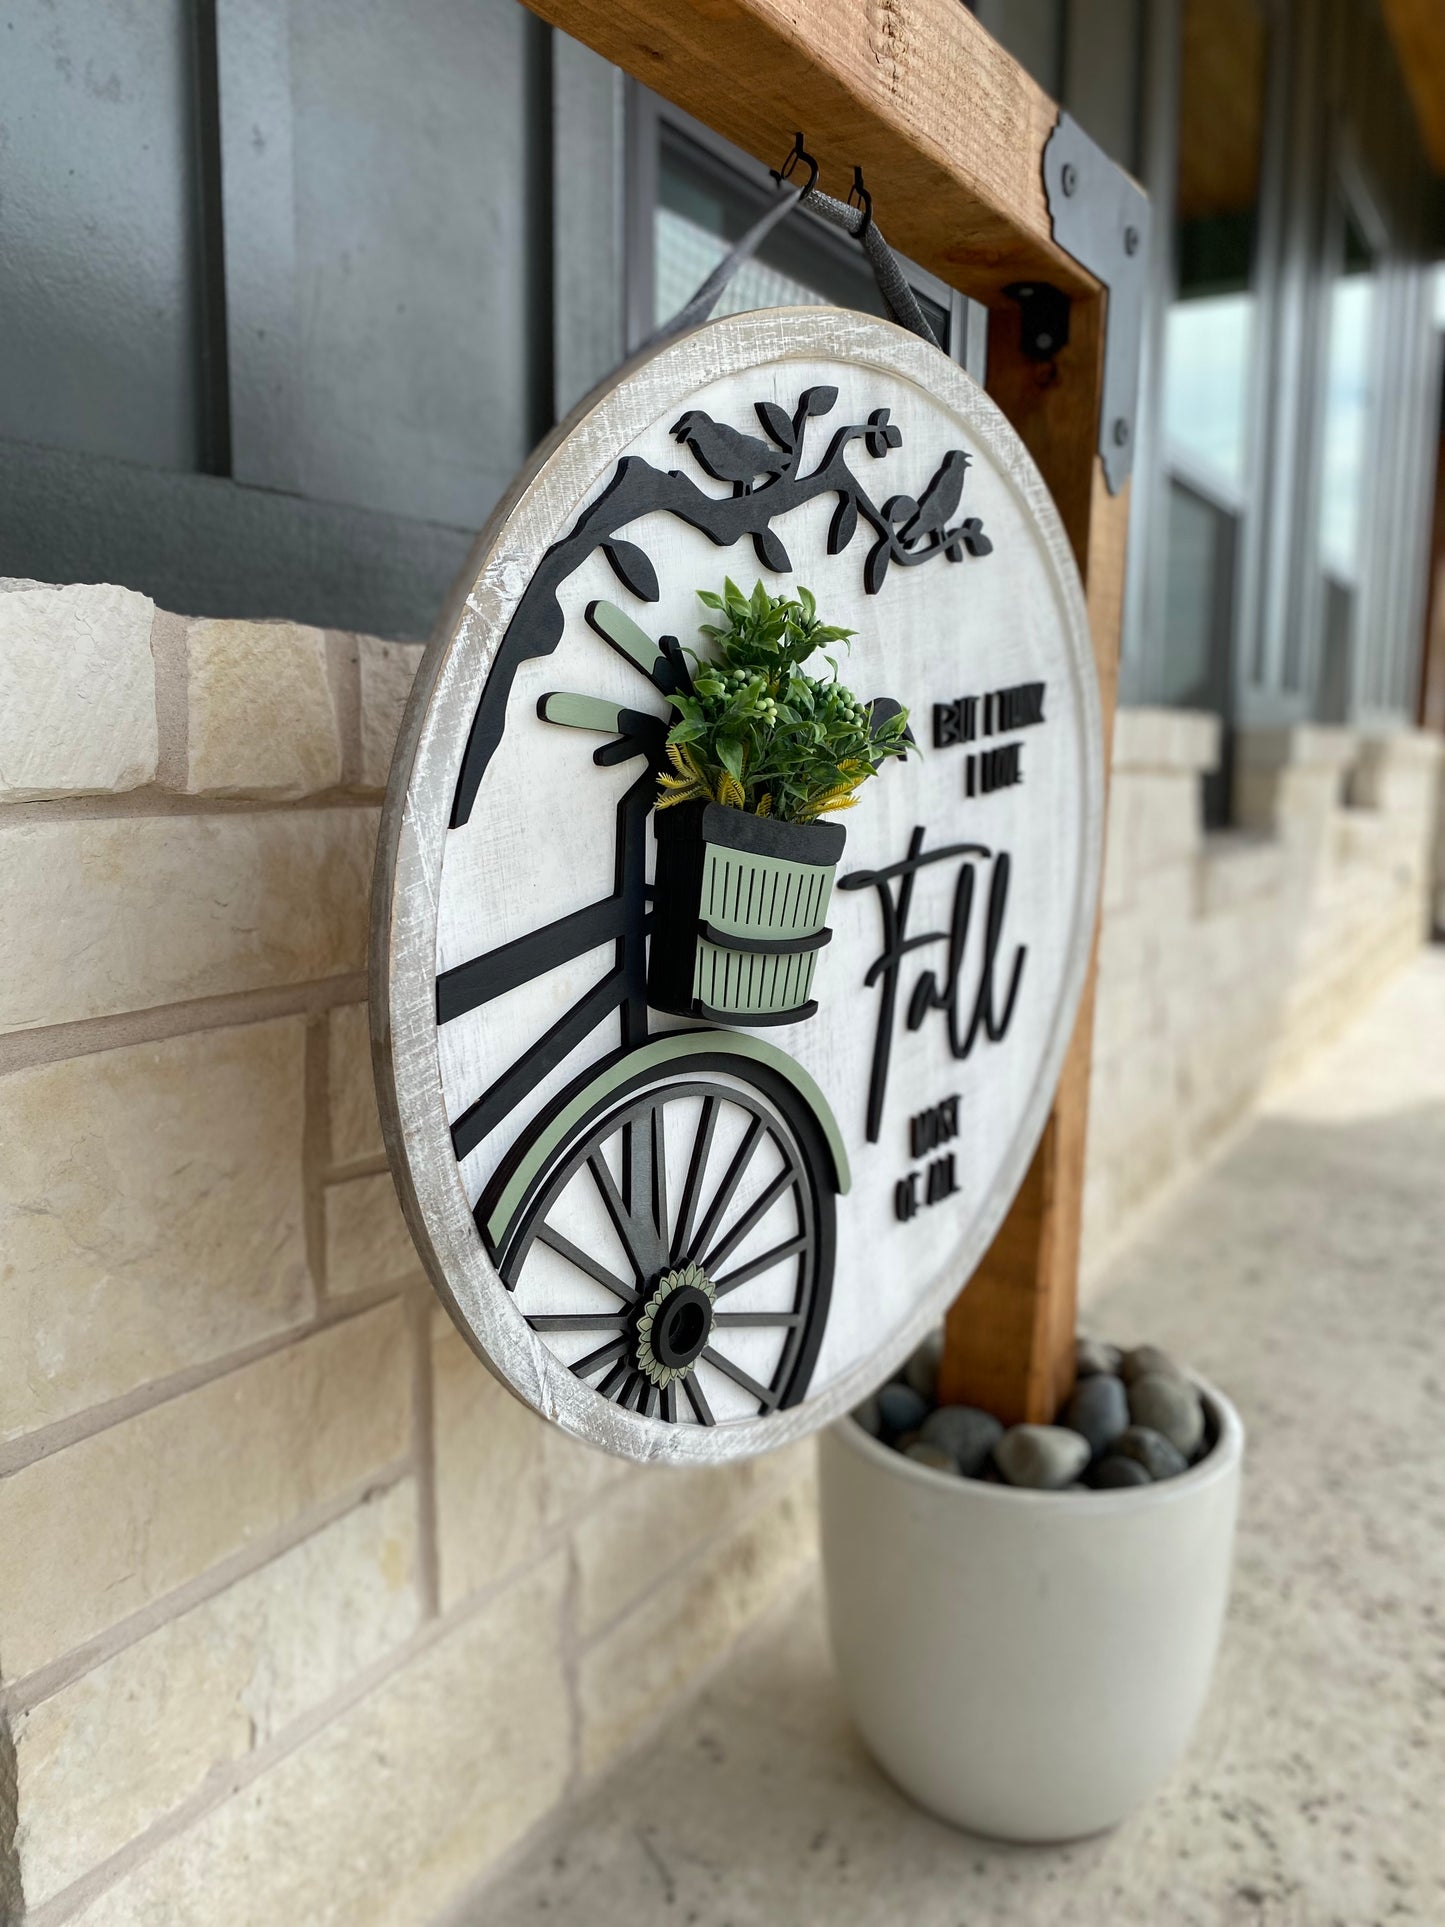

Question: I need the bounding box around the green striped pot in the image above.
[648,802,846,1027]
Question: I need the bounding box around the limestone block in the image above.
[1197,832,1288,918]
[578,1479,815,1776]
[1351,734,1441,819]
[328,1002,383,1165]
[1089,964,1166,1069]
[358,638,422,791]
[183,619,341,798]
[1129,772,1201,875]
[324,1172,421,1296]
[1088,1023,1179,1163]
[1234,723,1358,773]
[432,1317,620,1609]
[1111,704,1220,775]
[0,581,158,801]
[573,1441,812,1640]
[68,1555,569,1927]
[0,1301,411,1680]
[0,1019,311,1442]
[1095,898,1154,994]
[0,809,376,1030]
[1100,789,1132,913]
[11,1483,418,1908]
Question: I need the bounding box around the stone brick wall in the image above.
[0,583,814,1926]
[1082,707,1443,1284]
[1,585,1438,1922]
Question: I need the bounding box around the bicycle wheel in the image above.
[498,1067,835,1423]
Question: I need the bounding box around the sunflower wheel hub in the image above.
[636,1262,715,1386]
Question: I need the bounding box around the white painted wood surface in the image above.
[372,308,1102,1465]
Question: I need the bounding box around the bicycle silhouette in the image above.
[436,601,850,1427]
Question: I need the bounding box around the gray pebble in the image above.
[1075,1335,1122,1378]
[994,1424,1091,1490]
[1060,1372,1129,1456]
[852,1394,882,1438]
[1128,1371,1204,1458]
[903,1329,944,1402]
[877,1381,929,1440]
[1120,1343,1183,1385]
[919,1404,1003,1477]
[1090,1454,1152,1489]
[903,1440,961,1475]
[1114,1424,1188,1481]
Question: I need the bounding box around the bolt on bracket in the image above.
[1041,112,1151,495]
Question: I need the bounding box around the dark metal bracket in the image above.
[1040,112,1151,495]
[1002,281,1071,364]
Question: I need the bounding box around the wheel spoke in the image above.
[712,1233,810,1296]
[621,1109,668,1278]
[536,1223,637,1303]
[525,1313,629,1331]
[651,1103,669,1257]
[587,1150,648,1284]
[660,1380,677,1423]
[702,1163,795,1276]
[573,1337,629,1379]
[596,1357,632,1400]
[671,1096,718,1263]
[686,1116,764,1264]
[712,1311,802,1328]
[701,1345,778,1412]
[683,1372,715,1425]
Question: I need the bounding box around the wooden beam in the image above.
[1379,0,1445,175]
[937,292,1127,1425]
[524,0,1098,303]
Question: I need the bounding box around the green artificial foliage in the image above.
[657,578,913,824]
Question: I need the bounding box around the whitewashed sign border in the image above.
[371,308,1103,1466]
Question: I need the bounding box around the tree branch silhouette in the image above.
[452,388,991,827]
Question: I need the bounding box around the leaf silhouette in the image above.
[753,527,792,573]
[754,401,795,449]
[864,537,892,596]
[828,496,859,554]
[602,540,660,603]
[801,386,839,416]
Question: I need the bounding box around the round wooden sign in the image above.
[373,308,1102,1465]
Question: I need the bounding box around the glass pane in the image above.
[1317,215,1377,579]
[1161,481,1234,709]
[655,133,948,344]
[1162,0,1268,488]
[1316,576,1355,722]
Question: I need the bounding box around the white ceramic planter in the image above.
[818,1379,1243,1842]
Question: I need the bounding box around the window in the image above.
[1317,213,1378,581]
[629,90,975,372]
[1157,0,1269,719]
[1311,201,1381,721]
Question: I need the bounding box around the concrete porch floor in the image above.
[463,952,1445,1927]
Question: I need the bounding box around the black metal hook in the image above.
[847,165,873,240]
[771,131,818,197]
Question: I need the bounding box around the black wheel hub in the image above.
[651,1284,713,1371]
[635,1262,715,1387]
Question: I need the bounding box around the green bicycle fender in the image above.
[482,1030,851,1253]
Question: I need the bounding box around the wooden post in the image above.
[524,0,1129,1424]
[938,302,1128,1424]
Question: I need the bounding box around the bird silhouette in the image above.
[899,449,971,544]
[671,411,790,490]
